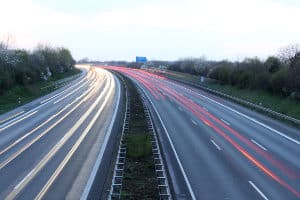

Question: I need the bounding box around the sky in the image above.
[0,0,300,61]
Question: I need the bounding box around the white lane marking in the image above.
[6,71,111,200]
[40,73,87,104]
[0,110,38,132]
[202,107,208,111]
[0,74,90,131]
[251,139,267,151]
[53,79,91,104]
[14,169,35,190]
[137,83,196,200]
[0,86,95,156]
[80,72,120,200]
[0,79,101,170]
[210,139,222,150]
[249,181,269,200]
[0,114,54,155]
[0,111,24,125]
[37,73,117,200]
[191,90,300,145]
[178,106,183,111]
[191,119,197,126]
[220,118,231,126]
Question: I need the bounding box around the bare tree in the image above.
[277,44,300,64]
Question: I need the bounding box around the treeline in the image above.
[0,43,76,93]
[167,45,300,100]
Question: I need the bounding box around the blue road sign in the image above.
[136,56,147,63]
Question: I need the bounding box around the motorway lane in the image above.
[0,70,98,158]
[0,67,121,199]
[111,67,300,200]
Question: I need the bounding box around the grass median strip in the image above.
[121,76,159,199]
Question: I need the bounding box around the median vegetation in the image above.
[121,76,158,199]
[0,41,79,114]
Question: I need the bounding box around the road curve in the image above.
[109,66,300,200]
[0,66,122,199]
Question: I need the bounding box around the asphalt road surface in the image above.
[110,66,300,200]
[0,66,121,200]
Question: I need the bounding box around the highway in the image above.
[0,66,122,199]
[110,66,300,200]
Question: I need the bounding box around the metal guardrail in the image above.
[109,77,130,199]
[139,88,172,200]
[166,76,300,125]
[109,75,172,199]
[40,73,82,90]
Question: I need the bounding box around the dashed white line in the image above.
[191,119,197,126]
[192,90,300,145]
[210,139,222,150]
[220,118,231,126]
[138,84,197,200]
[178,106,183,111]
[251,139,267,151]
[249,181,269,200]
[202,107,208,111]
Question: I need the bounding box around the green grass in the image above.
[156,69,300,120]
[120,75,159,200]
[204,82,300,119]
[126,133,152,159]
[0,69,81,114]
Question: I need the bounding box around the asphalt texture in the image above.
[111,66,300,200]
[0,66,122,200]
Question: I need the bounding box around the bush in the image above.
[209,64,232,84]
[0,44,76,93]
[271,68,288,95]
[253,72,271,90]
[265,56,282,73]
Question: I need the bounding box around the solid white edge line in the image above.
[80,72,121,200]
[0,73,90,130]
[40,72,87,104]
[137,82,197,200]
[53,79,91,104]
[191,90,300,145]
[249,180,269,200]
[0,111,24,125]
[35,72,115,200]
[210,139,221,150]
[0,80,97,156]
[0,110,38,132]
[251,139,267,151]
[5,70,110,200]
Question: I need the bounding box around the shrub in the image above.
[271,68,288,95]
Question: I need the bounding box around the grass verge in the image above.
[154,69,300,121]
[0,69,81,114]
[121,76,158,200]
